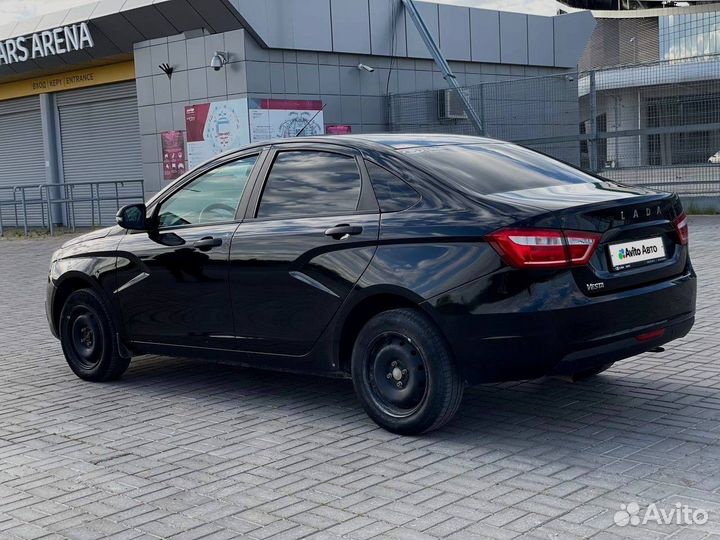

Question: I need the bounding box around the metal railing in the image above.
[0,180,145,237]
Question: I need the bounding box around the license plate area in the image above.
[608,236,667,271]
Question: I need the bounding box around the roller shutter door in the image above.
[0,96,46,227]
[57,82,143,226]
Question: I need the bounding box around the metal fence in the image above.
[388,54,720,197]
[0,180,144,236]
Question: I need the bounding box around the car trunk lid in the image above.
[483,181,688,295]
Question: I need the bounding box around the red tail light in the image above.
[487,228,601,269]
[673,212,689,246]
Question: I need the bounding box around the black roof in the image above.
[337,134,501,149]
[259,133,502,150]
[200,134,506,172]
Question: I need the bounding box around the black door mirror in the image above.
[116,203,149,231]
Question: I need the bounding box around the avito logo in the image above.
[614,501,709,527]
[618,246,643,260]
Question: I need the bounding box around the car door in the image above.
[115,152,263,349]
[229,145,380,356]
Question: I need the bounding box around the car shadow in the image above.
[118,354,715,453]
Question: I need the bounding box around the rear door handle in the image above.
[193,237,222,251]
[324,224,363,240]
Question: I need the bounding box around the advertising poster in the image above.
[184,99,250,170]
[248,99,325,142]
[161,131,186,181]
[326,124,352,135]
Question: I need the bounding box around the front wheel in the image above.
[59,288,130,382]
[351,308,464,435]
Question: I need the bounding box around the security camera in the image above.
[210,51,228,71]
[357,63,375,73]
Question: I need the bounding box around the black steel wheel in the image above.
[365,332,428,418]
[59,288,130,382]
[351,308,463,435]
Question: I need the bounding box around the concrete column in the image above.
[39,93,63,226]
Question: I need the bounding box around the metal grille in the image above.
[580,16,661,71]
[387,54,720,196]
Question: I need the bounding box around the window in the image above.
[400,143,596,195]
[366,162,420,213]
[157,155,257,228]
[257,151,362,218]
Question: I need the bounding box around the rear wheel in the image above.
[351,308,463,435]
[59,288,130,382]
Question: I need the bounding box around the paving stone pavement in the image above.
[0,217,719,540]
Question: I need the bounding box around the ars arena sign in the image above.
[0,22,94,66]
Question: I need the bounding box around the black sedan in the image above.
[46,135,696,434]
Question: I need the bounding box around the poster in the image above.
[248,99,324,142]
[184,99,249,170]
[161,131,186,181]
[326,124,352,135]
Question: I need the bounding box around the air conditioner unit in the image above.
[438,89,469,120]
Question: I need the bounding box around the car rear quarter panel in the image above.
[355,150,514,301]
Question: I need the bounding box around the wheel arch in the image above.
[52,272,124,342]
[335,287,438,375]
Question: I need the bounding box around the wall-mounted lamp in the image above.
[159,63,174,80]
[357,63,375,73]
[210,51,229,71]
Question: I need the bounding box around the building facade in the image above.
[0,0,594,228]
[566,1,720,196]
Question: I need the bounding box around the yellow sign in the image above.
[0,61,135,101]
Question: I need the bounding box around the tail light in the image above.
[487,228,601,269]
[673,212,689,246]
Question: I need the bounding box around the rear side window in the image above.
[257,151,361,218]
[400,143,595,195]
[366,162,420,213]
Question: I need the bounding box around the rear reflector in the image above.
[636,328,666,342]
[487,228,601,269]
[673,212,689,246]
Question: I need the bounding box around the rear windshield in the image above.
[400,143,595,195]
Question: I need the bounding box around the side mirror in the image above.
[116,203,149,231]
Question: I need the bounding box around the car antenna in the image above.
[295,104,327,137]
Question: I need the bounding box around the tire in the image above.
[59,288,130,382]
[351,308,464,435]
[571,362,614,381]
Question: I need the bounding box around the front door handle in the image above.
[193,237,222,251]
[324,224,363,240]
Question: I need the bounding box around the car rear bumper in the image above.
[425,268,697,385]
[548,311,694,377]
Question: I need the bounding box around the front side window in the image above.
[157,155,258,228]
[257,151,362,219]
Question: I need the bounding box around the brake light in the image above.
[487,228,601,269]
[673,212,689,246]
